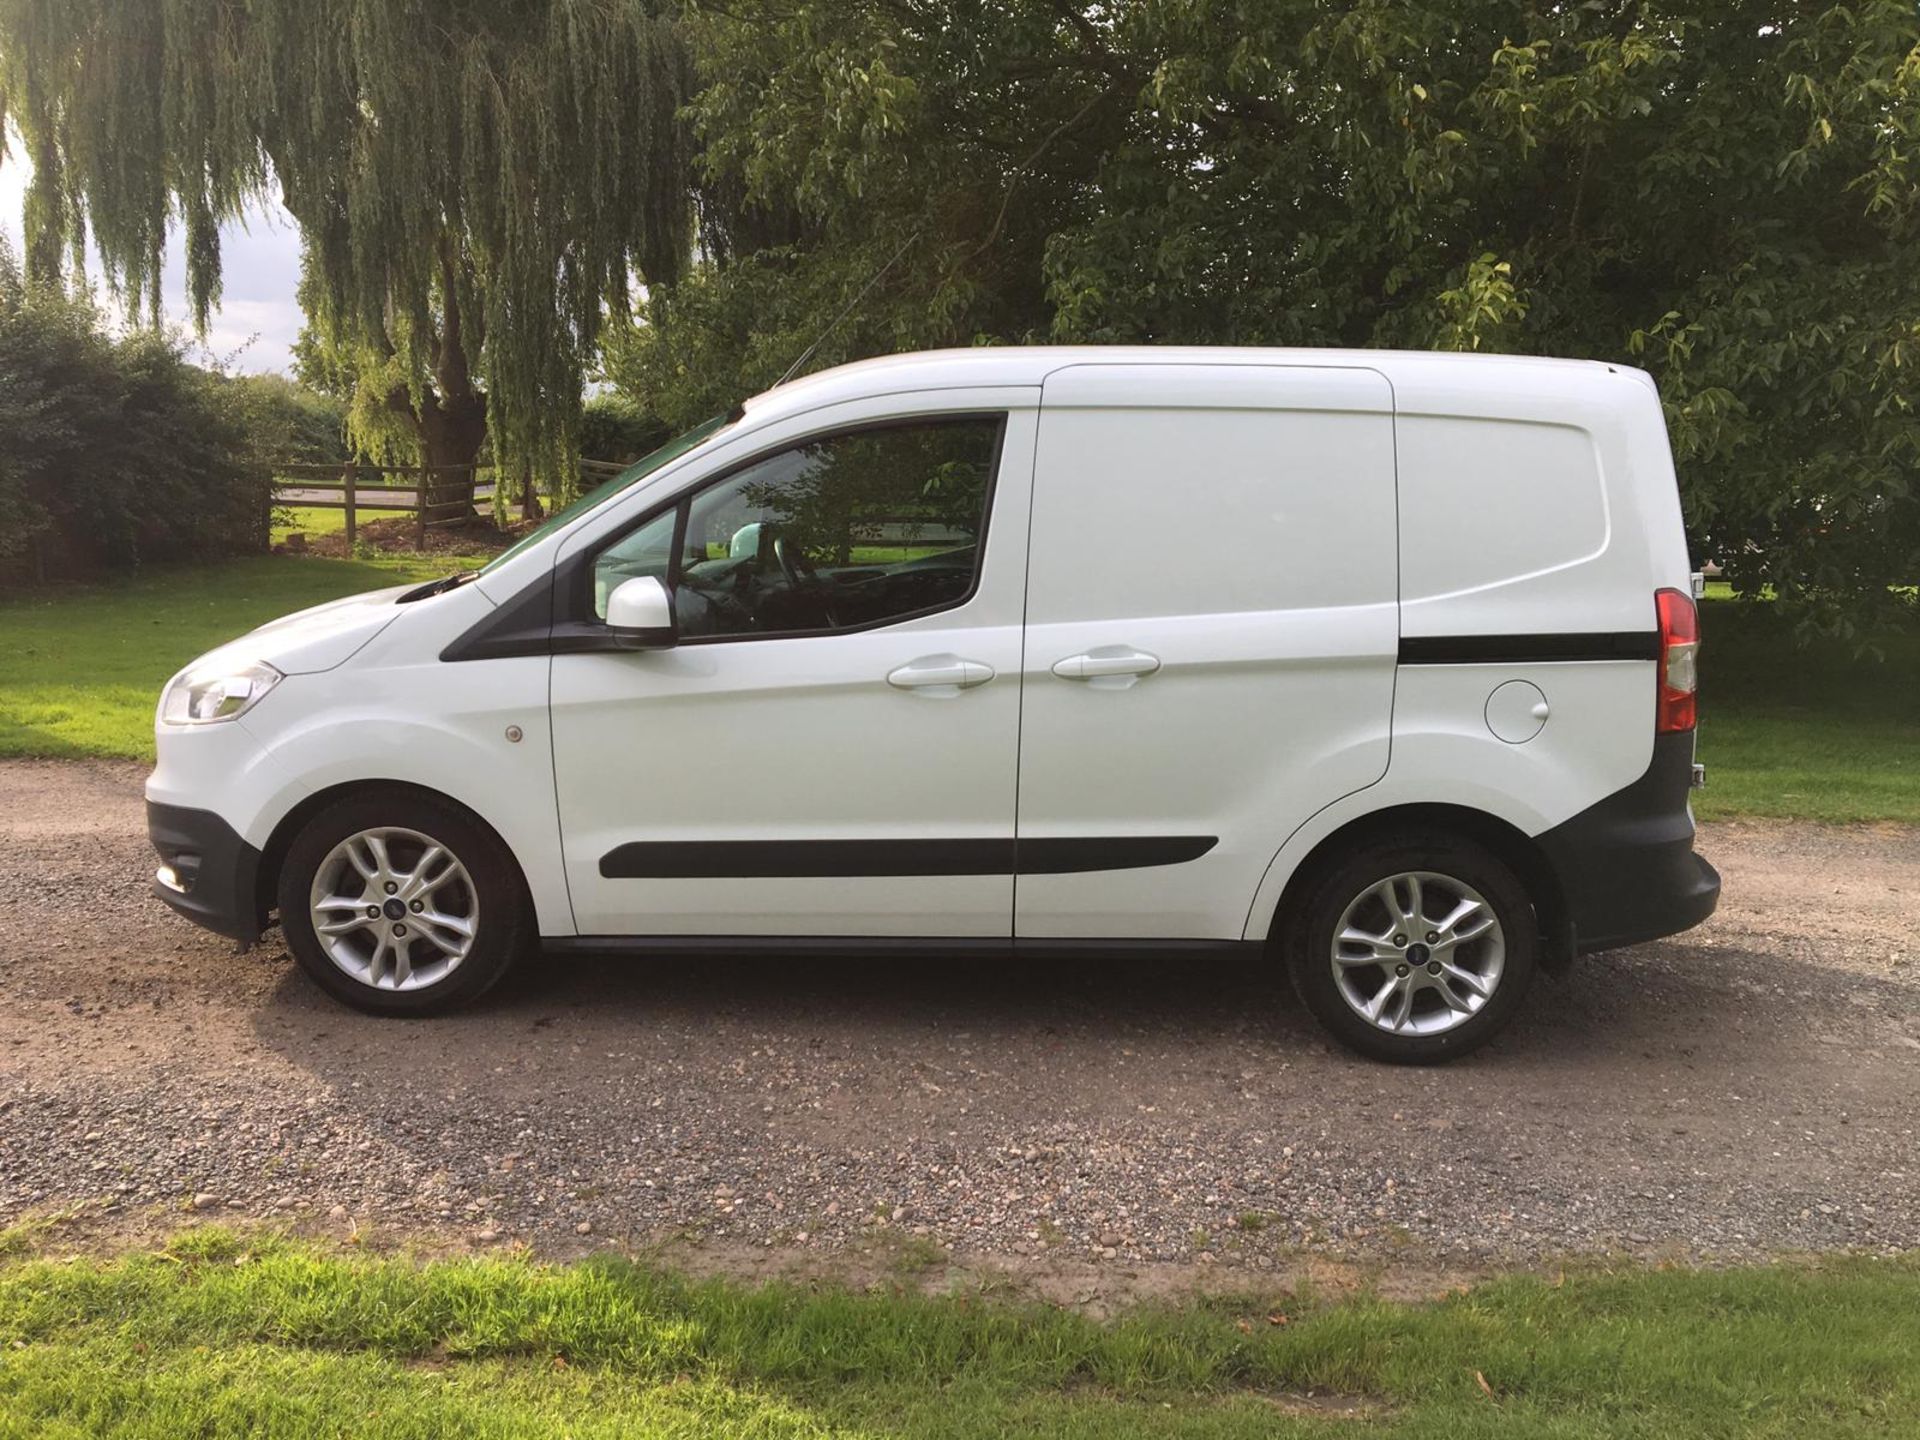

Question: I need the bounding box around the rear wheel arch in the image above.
[1264,803,1571,970]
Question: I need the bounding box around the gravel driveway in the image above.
[3,758,1916,1284]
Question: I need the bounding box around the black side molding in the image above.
[1398,632,1659,665]
[598,835,1218,880]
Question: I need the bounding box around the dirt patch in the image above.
[3,757,1917,1296]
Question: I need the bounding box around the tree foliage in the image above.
[225,372,349,468]
[0,245,265,580]
[0,0,693,494]
[610,0,1920,631]
[579,392,671,465]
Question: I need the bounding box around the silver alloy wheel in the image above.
[308,826,478,991]
[1329,871,1505,1036]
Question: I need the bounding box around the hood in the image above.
[188,583,413,677]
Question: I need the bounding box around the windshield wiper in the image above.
[399,569,478,602]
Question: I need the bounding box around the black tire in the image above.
[276,790,528,1016]
[1285,830,1537,1064]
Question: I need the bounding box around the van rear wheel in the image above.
[1288,833,1536,1064]
[277,793,526,1016]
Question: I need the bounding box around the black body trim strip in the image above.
[1398,632,1659,665]
[1017,836,1218,874]
[598,836,1217,879]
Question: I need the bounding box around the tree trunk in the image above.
[419,241,489,518]
[518,465,544,522]
[415,389,489,516]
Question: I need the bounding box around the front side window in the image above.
[593,416,1001,638]
[591,508,676,619]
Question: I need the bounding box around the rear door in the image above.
[1013,363,1399,939]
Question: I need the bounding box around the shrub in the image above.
[579,392,669,466]
[0,249,270,582]
[228,373,350,467]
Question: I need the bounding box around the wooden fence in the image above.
[272,459,631,547]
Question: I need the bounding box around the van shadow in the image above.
[255,944,1330,1062]
[238,931,1788,1104]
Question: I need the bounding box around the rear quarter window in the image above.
[1397,416,1608,601]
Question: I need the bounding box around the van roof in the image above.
[741,346,1647,425]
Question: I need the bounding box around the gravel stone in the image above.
[3,760,1918,1269]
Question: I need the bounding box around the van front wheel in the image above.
[1288,834,1536,1064]
[277,793,526,1016]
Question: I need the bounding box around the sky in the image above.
[0,143,306,374]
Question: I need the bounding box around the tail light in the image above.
[1655,588,1699,733]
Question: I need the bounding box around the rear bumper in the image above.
[148,801,264,943]
[1536,731,1721,955]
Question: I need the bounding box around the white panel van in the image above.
[148,348,1719,1062]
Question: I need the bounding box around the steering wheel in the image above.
[773,536,840,628]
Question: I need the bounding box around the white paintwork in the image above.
[1485,680,1550,745]
[174,582,413,680]
[1014,363,1399,938]
[549,391,1037,936]
[149,578,577,934]
[605,575,674,633]
[148,345,1694,953]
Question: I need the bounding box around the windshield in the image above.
[478,412,736,575]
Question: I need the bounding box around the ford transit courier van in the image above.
[148,348,1718,1063]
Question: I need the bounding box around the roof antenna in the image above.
[773,229,921,388]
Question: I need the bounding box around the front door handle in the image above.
[1052,646,1161,689]
[887,654,994,697]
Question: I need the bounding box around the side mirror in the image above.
[604,575,677,650]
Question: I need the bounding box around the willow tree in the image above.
[0,0,693,502]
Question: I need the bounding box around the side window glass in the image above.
[591,507,676,620]
[673,417,1000,640]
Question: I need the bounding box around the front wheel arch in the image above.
[1266,804,1571,972]
[255,780,535,935]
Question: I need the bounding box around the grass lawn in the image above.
[1694,601,1920,824]
[1,1230,1917,1438]
[268,506,350,545]
[269,503,462,547]
[0,554,485,760]
[0,556,1914,822]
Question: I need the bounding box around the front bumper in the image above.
[1536,731,1721,956]
[148,801,265,943]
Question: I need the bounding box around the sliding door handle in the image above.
[1052,646,1161,687]
[887,654,994,697]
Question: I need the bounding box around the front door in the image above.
[1013,364,1400,940]
[551,405,1033,937]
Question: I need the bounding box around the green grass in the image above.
[269,506,351,544]
[1694,599,1920,823]
[1,1230,1917,1437]
[0,559,1914,823]
[0,555,484,760]
[269,504,487,545]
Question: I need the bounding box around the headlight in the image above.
[159,661,284,726]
